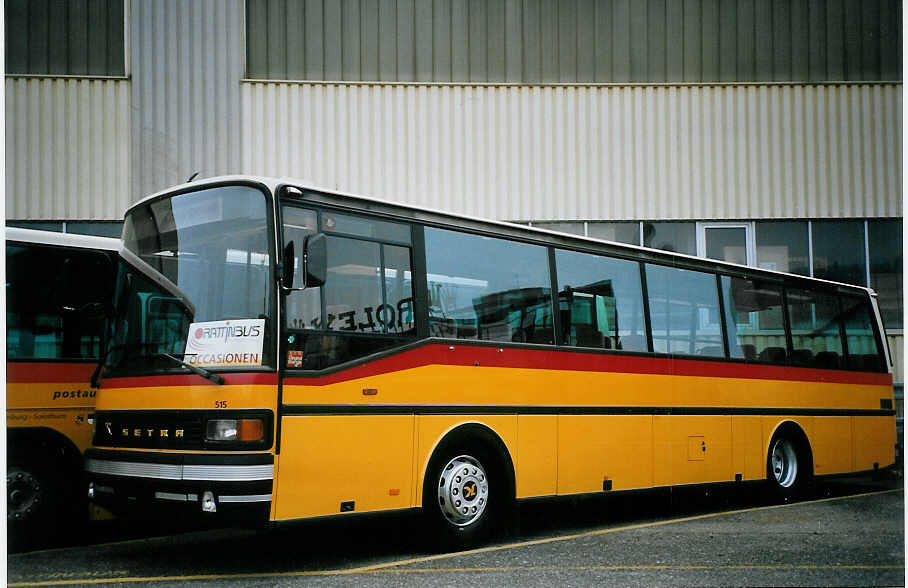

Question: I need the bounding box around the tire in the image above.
[766,430,811,502]
[422,441,511,550]
[7,450,79,551]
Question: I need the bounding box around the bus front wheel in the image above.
[423,442,509,549]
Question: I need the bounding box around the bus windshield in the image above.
[105,184,274,376]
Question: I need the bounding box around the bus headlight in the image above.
[205,418,265,442]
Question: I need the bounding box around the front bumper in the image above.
[85,448,273,521]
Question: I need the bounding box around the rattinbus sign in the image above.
[183,319,265,367]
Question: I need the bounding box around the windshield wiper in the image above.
[91,342,165,389]
[157,353,225,385]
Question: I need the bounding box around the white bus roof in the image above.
[127,174,877,298]
[5,227,120,251]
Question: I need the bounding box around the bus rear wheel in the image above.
[423,443,509,550]
[766,430,812,501]
[7,446,82,551]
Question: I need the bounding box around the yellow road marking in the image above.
[9,488,902,587]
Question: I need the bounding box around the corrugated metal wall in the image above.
[5,0,126,76]
[130,0,245,201]
[240,82,902,221]
[246,0,903,83]
[5,77,131,219]
[889,335,904,382]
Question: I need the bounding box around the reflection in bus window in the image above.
[787,288,843,369]
[646,265,724,357]
[721,277,785,362]
[841,296,884,372]
[282,217,416,369]
[425,228,553,344]
[554,250,647,352]
[6,244,113,359]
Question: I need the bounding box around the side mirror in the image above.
[303,233,326,288]
[282,240,297,290]
[281,234,327,293]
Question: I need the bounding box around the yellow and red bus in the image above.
[85,177,895,547]
[6,227,118,544]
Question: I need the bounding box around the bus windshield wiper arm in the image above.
[157,353,225,385]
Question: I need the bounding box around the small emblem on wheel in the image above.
[463,481,477,500]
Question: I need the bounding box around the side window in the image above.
[841,296,885,372]
[721,277,786,363]
[645,265,724,357]
[282,207,416,370]
[7,243,113,360]
[787,288,844,369]
[425,228,553,344]
[555,250,647,352]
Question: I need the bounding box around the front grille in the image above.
[93,411,204,450]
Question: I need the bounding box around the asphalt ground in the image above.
[7,472,904,587]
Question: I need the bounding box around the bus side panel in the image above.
[653,416,732,486]
[516,415,557,498]
[414,415,518,508]
[7,363,98,452]
[853,415,896,471]
[731,416,764,481]
[273,415,415,520]
[557,415,653,494]
[811,416,853,476]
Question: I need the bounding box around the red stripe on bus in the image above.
[101,372,279,388]
[82,345,893,389]
[7,362,96,383]
[283,344,894,387]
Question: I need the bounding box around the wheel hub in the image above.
[437,455,489,527]
[771,439,798,488]
[8,467,41,520]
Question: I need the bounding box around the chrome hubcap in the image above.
[7,468,41,520]
[771,439,798,488]
[437,455,489,527]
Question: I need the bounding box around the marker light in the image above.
[206,418,265,442]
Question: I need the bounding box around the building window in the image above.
[532,222,585,237]
[812,220,867,286]
[869,219,903,329]
[643,222,697,256]
[5,0,126,76]
[6,221,123,237]
[588,222,641,246]
[755,221,810,276]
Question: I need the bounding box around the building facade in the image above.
[5,0,903,383]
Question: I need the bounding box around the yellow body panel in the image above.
[6,381,96,451]
[515,415,558,497]
[812,417,853,475]
[653,416,732,486]
[274,415,415,519]
[853,416,897,471]
[557,415,653,493]
[97,359,895,522]
[282,365,886,411]
[731,416,764,480]
[94,384,278,413]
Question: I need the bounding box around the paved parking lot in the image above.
[8,474,904,587]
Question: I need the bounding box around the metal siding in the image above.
[240,82,901,222]
[5,78,131,220]
[130,0,244,203]
[4,0,126,76]
[244,0,902,83]
[888,335,904,384]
